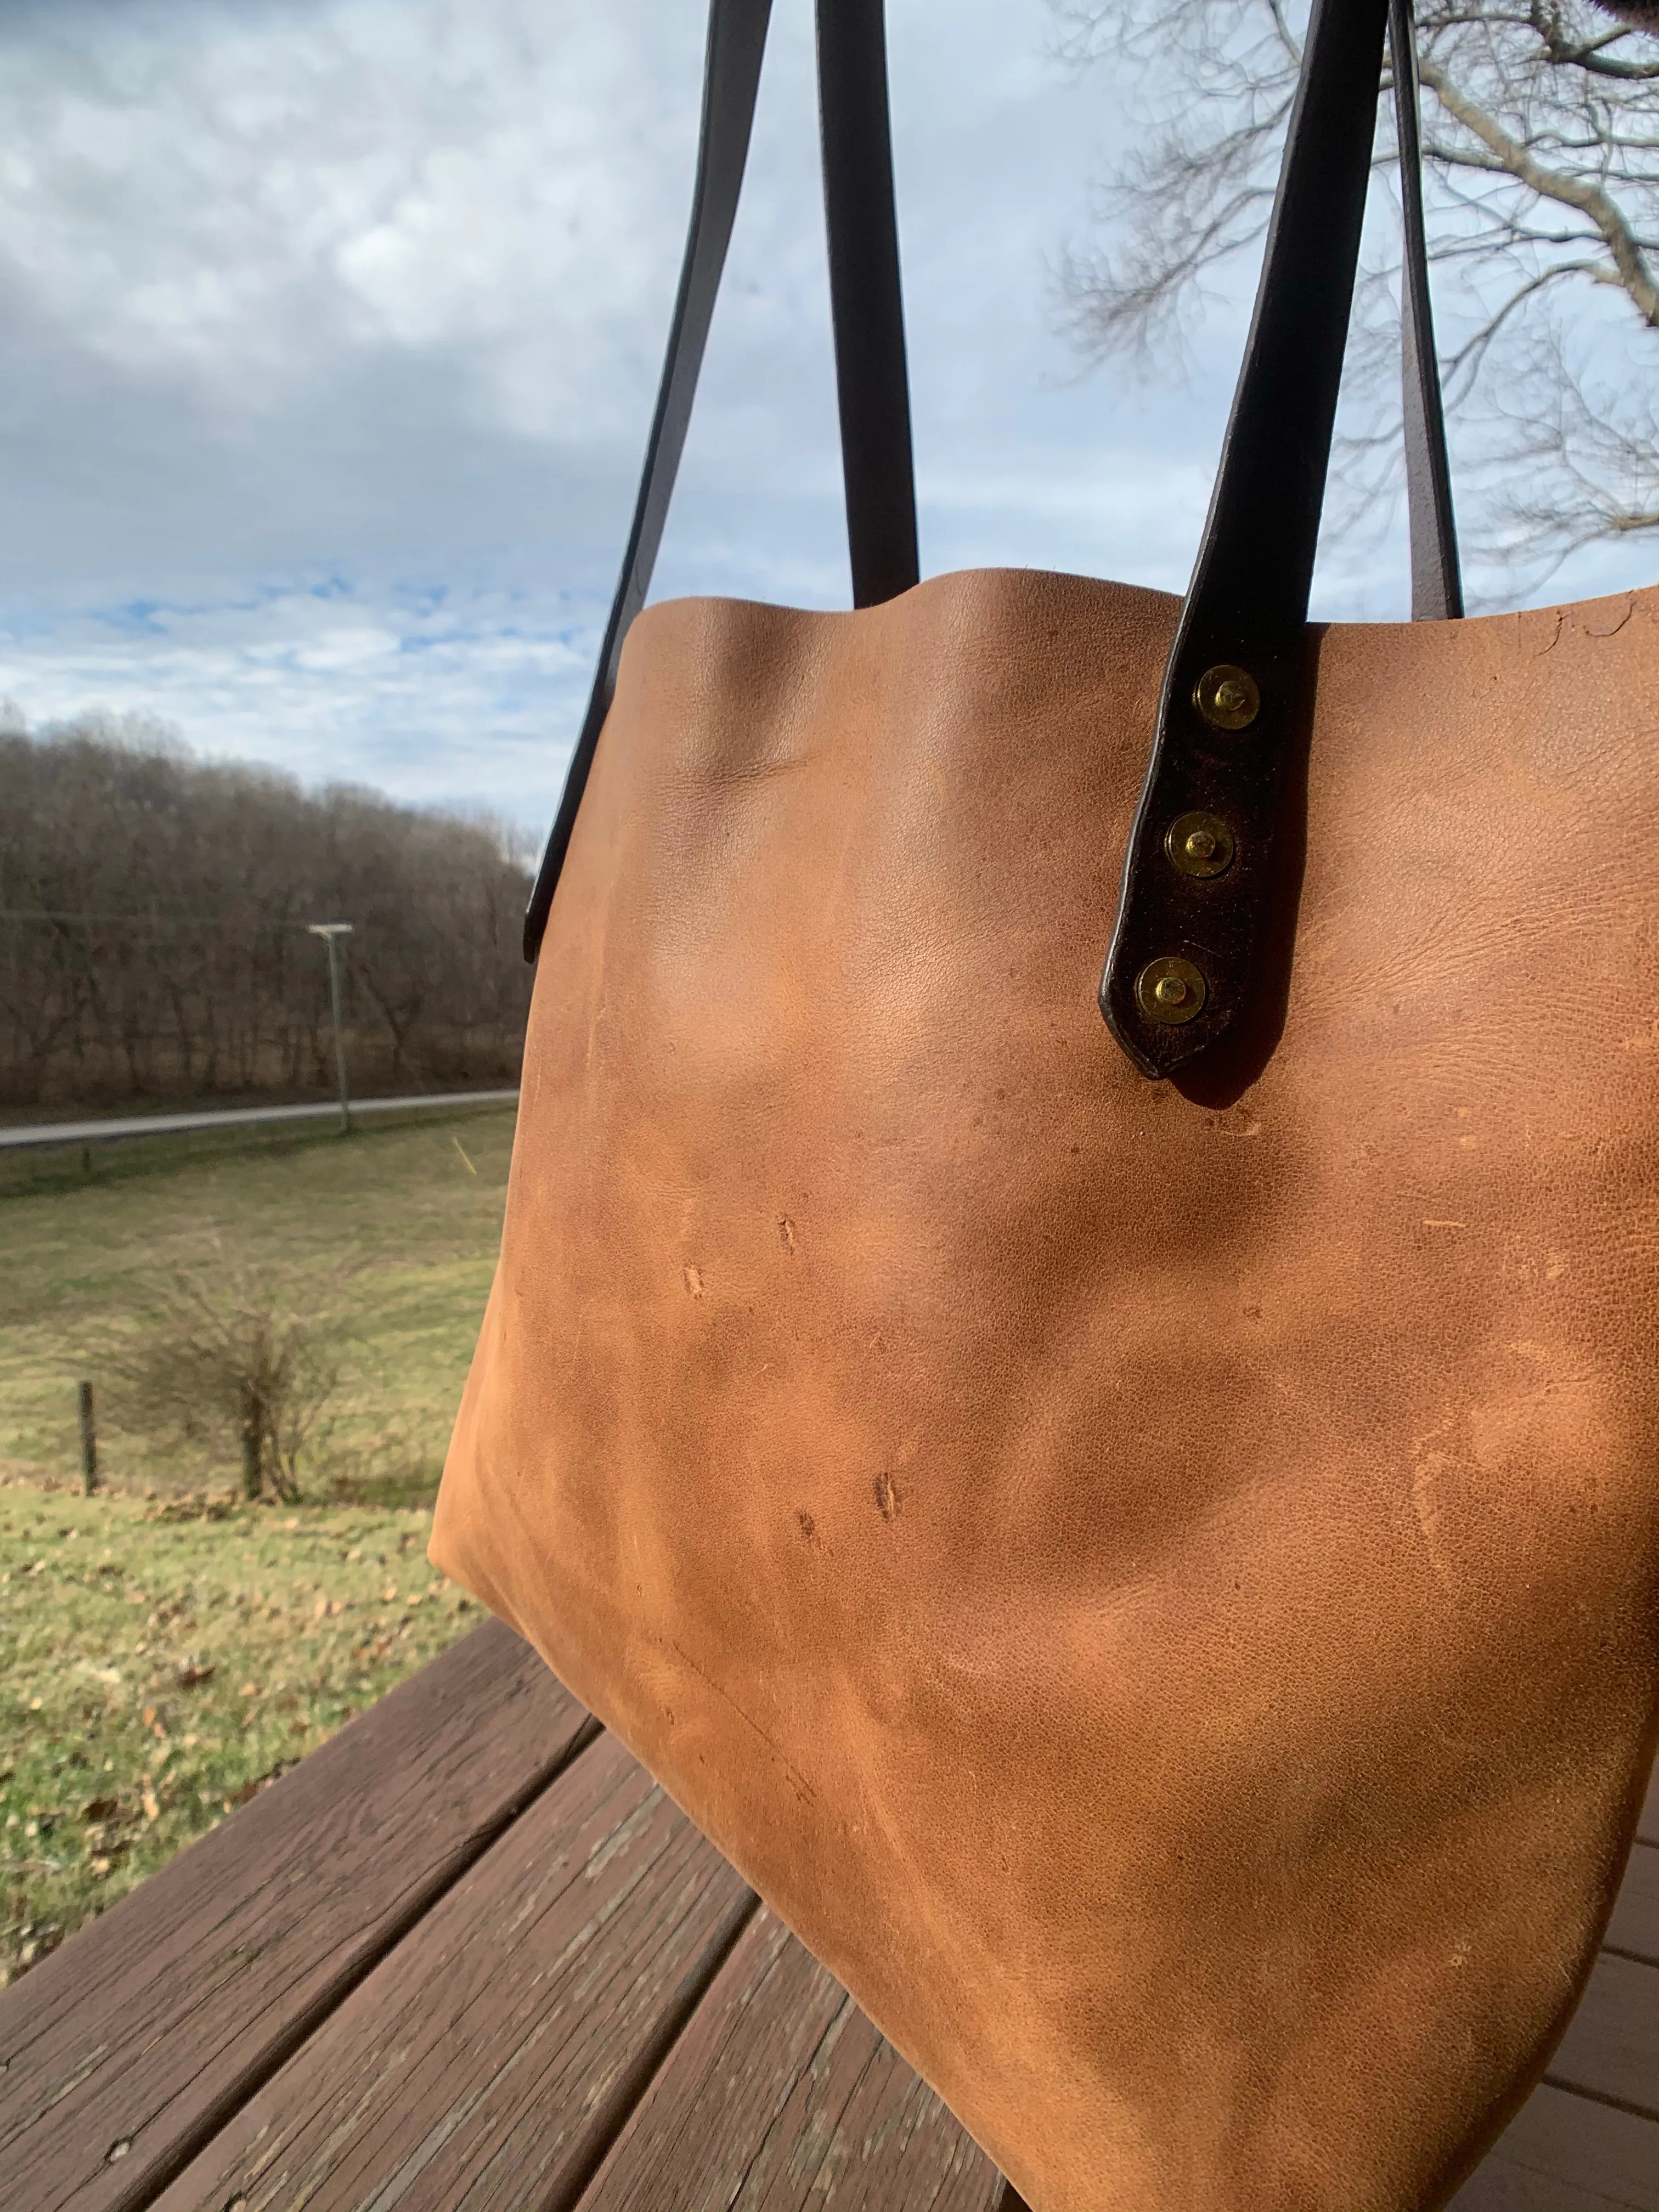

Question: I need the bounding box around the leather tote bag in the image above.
[431,1,1659,2205]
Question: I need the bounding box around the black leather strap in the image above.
[523,0,772,961]
[523,0,917,960]
[1392,0,1463,622]
[1100,0,1395,1077]
[819,0,920,610]
[528,0,1458,1023]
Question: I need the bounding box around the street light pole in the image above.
[307,922,354,1132]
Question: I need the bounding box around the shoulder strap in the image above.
[526,0,1459,1006]
[820,0,921,611]
[1392,0,1462,623]
[523,0,916,960]
[522,0,772,963]
[1101,0,1460,1078]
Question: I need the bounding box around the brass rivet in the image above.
[1135,955,1207,1026]
[1194,664,1260,730]
[1164,810,1235,879]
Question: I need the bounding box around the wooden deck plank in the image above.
[0,1621,590,2212]
[2,1653,1650,2212]
[149,1731,755,2212]
[1606,1841,1658,1967]
[575,1904,1003,2212]
[1546,1952,1659,2123]
[1448,2084,1659,2212]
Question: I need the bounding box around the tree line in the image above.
[0,713,535,1110]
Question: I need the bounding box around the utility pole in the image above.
[307,922,354,1132]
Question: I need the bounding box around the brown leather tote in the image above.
[431,2,1659,2206]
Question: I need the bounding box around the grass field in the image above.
[0,1102,516,1502]
[1,1104,517,1983]
[0,1483,484,1983]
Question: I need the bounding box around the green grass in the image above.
[0,1482,484,1983]
[0,1104,520,1981]
[0,1103,516,1502]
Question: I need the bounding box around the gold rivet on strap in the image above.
[1164,811,1236,878]
[1135,956,1207,1025]
[1193,665,1260,730]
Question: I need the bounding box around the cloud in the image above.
[0,0,701,424]
[0,0,1643,831]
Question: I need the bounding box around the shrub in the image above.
[99,1261,342,1501]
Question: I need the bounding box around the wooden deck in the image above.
[2,1621,1654,2211]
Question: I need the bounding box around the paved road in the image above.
[0,1087,520,1151]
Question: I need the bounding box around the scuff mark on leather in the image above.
[668,1640,820,1807]
[583,994,610,1074]
[1409,1451,1460,1598]
[1584,595,1636,641]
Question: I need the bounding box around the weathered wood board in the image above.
[2,1644,1652,2212]
[150,1732,755,2212]
[1449,2084,1659,2212]
[1546,1951,1659,2121]
[0,1621,590,2212]
[1606,1840,1658,1965]
[575,1904,1005,2212]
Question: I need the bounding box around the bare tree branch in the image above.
[1053,0,1659,582]
[1418,51,1659,319]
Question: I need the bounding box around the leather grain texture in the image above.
[432,566,1659,2212]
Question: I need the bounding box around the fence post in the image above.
[77,1379,98,1494]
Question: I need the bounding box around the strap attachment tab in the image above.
[1100,0,1440,1077]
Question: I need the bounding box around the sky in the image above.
[0,0,1651,836]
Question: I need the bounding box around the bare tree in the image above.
[1053,0,1659,588]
